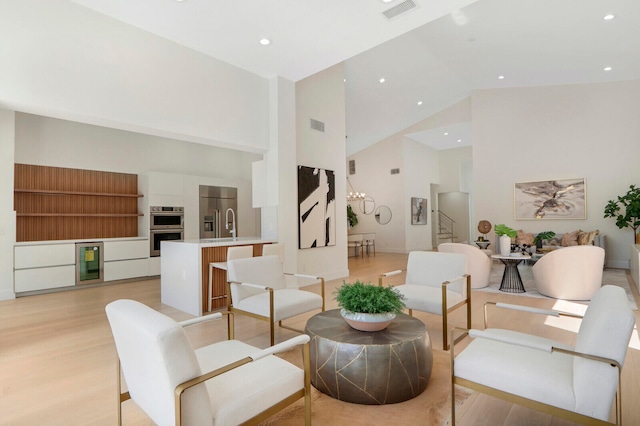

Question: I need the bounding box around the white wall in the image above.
[296,64,349,279]
[473,79,640,268]
[347,135,406,253]
[404,139,440,251]
[0,109,16,300]
[0,0,269,154]
[347,99,472,253]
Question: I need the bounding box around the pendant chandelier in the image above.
[347,177,365,201]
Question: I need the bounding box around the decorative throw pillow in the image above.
[578,230,599,245]
[516,230,534,246]
[561,230,581,246]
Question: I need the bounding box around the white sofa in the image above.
[532,245,605,300]
[438,243,492,289]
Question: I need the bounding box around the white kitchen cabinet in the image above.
[104,239,148,261]
[14,244,75,269]
[15,265,75,292]
[104,259,149,282]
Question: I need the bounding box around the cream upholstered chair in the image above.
[450,285,635,425]
[378,251,470,350]
[207,245,253,311]
[105,299,311,426]
[347,234,364,258]
[438,242,492,288]
[262,242,284,263]
[532,245,605,300]
[227,255,325,346]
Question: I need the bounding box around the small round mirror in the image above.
[359,196,375,215]
[374,205,392,225]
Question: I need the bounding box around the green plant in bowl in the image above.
[335,280,406,331]
[335,280,405,314]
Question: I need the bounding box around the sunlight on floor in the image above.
[542,300,588,334]
[627,326,640,350]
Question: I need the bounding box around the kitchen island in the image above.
[161,237,275,316]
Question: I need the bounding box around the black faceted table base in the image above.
[304,309,432,405]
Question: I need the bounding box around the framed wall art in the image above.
[411,197,428,225]
[514,178,586,220]
[298,165,336,248]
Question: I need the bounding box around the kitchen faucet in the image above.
[225,208,236,241]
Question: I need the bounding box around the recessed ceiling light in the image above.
[379,78,386,83]
[443,132,449,136]
[381,0,394,3]
[417,101,423,106]
[604,66,613,71]
[259,38,271,46]
[603,14,615,20]
[457,139,462,143]
[498,75,505,80]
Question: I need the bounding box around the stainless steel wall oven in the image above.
[150,206,184,257]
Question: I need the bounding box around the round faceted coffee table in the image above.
[304,309,432,405]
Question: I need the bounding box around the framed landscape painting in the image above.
[514,178,586,220]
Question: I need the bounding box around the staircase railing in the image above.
[438,210,455,243]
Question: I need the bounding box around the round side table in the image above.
[304,309,432,405]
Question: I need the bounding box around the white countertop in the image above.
[165,237,275,248]
[15,236,148,246]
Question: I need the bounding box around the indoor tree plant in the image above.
[494,224,517,255]
[604,184,640,244]
[334,280,405,331]
[347,204,358,228]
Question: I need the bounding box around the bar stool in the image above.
[262,242,284,263]
[208,245,253,311]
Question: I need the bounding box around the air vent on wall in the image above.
[383,0,417,20]
[349,160,356,175]
[310,118,325,132]
[391,168,400,175]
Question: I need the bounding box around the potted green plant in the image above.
[347,204,358,228]
[495,224,517,256]
[604,184,640,244]
[334,280,405,331]
[533,231,556,249]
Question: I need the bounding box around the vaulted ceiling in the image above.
[70,0,640,154]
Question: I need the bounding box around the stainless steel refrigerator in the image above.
[199,185,238,239]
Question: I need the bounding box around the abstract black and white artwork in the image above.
[514,178,586,220]
[298,165,336,249]
[411,197,428,225]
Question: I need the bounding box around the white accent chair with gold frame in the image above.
[227,254,325,346]
[450,285,635,425]
[378,251,470,350]
[106,299,311,426]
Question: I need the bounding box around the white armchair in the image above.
[450,285,635,425]
[532,245,605,300]
[379,251,470,350]
[226,254,325,346]
[105,299,311,426]
[438,242,492,288]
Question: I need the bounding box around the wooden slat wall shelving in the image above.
[14,163,143,242]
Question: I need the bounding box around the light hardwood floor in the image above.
[1,252,638,425]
